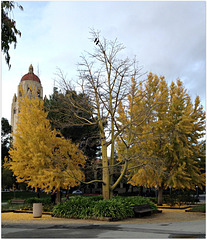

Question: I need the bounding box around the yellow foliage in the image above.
[4,86,85,193]
[117,73,206,191]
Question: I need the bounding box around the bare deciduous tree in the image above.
[55,29,145,200]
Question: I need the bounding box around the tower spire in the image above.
[29,64,33,73]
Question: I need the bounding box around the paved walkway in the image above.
[2,220,206,238]
[1,209,206,238]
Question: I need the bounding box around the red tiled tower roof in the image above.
[21,64,41,83]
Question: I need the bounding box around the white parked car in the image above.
[72,190,83,195]
[2,189,10,192]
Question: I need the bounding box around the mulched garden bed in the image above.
[157,205,195,210]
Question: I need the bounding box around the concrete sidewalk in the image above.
[2,207,206,238]
[2,220,206,238]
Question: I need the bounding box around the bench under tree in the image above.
[11,200,25,204]
[133,204,154,217]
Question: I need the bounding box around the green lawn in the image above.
[190,204,205,212]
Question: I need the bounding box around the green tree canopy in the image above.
[1,117,11,165]
[44,86,102,186]
[1,1,23,69]
[1,117,15,190]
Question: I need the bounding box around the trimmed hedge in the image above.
[6,197,53,212]
[7,197,51,205]
[24,197,53,212]
[2,191,49,202]
[24,197,51,204]
[53,195,157,220]
[163,192,199,206]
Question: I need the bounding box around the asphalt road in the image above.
[2,220,206,238]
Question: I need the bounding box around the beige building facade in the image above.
[11,64,43,133]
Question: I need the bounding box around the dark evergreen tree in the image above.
[44,88,102,190]
[1,117,16,189]
[1,1,23,69]
[1,117,11,165]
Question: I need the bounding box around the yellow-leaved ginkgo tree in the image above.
[4,86,85,202]
[117,73,206,205]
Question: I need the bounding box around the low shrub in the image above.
[53,196,97,218]
[53,195,156,220]
[79,195,103,201]
[163,192,199,206]
[7,198,23,205]
[4,197,53,212]
[163,195,176,206]
[2,191,49,202]
[113,196,157,209]
[24,197,53,211]
[24,197,51,204]
[92,200,130,219]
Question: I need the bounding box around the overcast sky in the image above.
[1,1,206,123]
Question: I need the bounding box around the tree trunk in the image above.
[55,190,61,204]
[109,118,115,199]
[102,141,110,200]
[157,187,163,206]
[37,188,40,198]
[139,186,144,196]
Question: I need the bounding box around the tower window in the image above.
[27,87,32,93]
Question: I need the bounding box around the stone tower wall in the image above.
[11,66,43,134]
